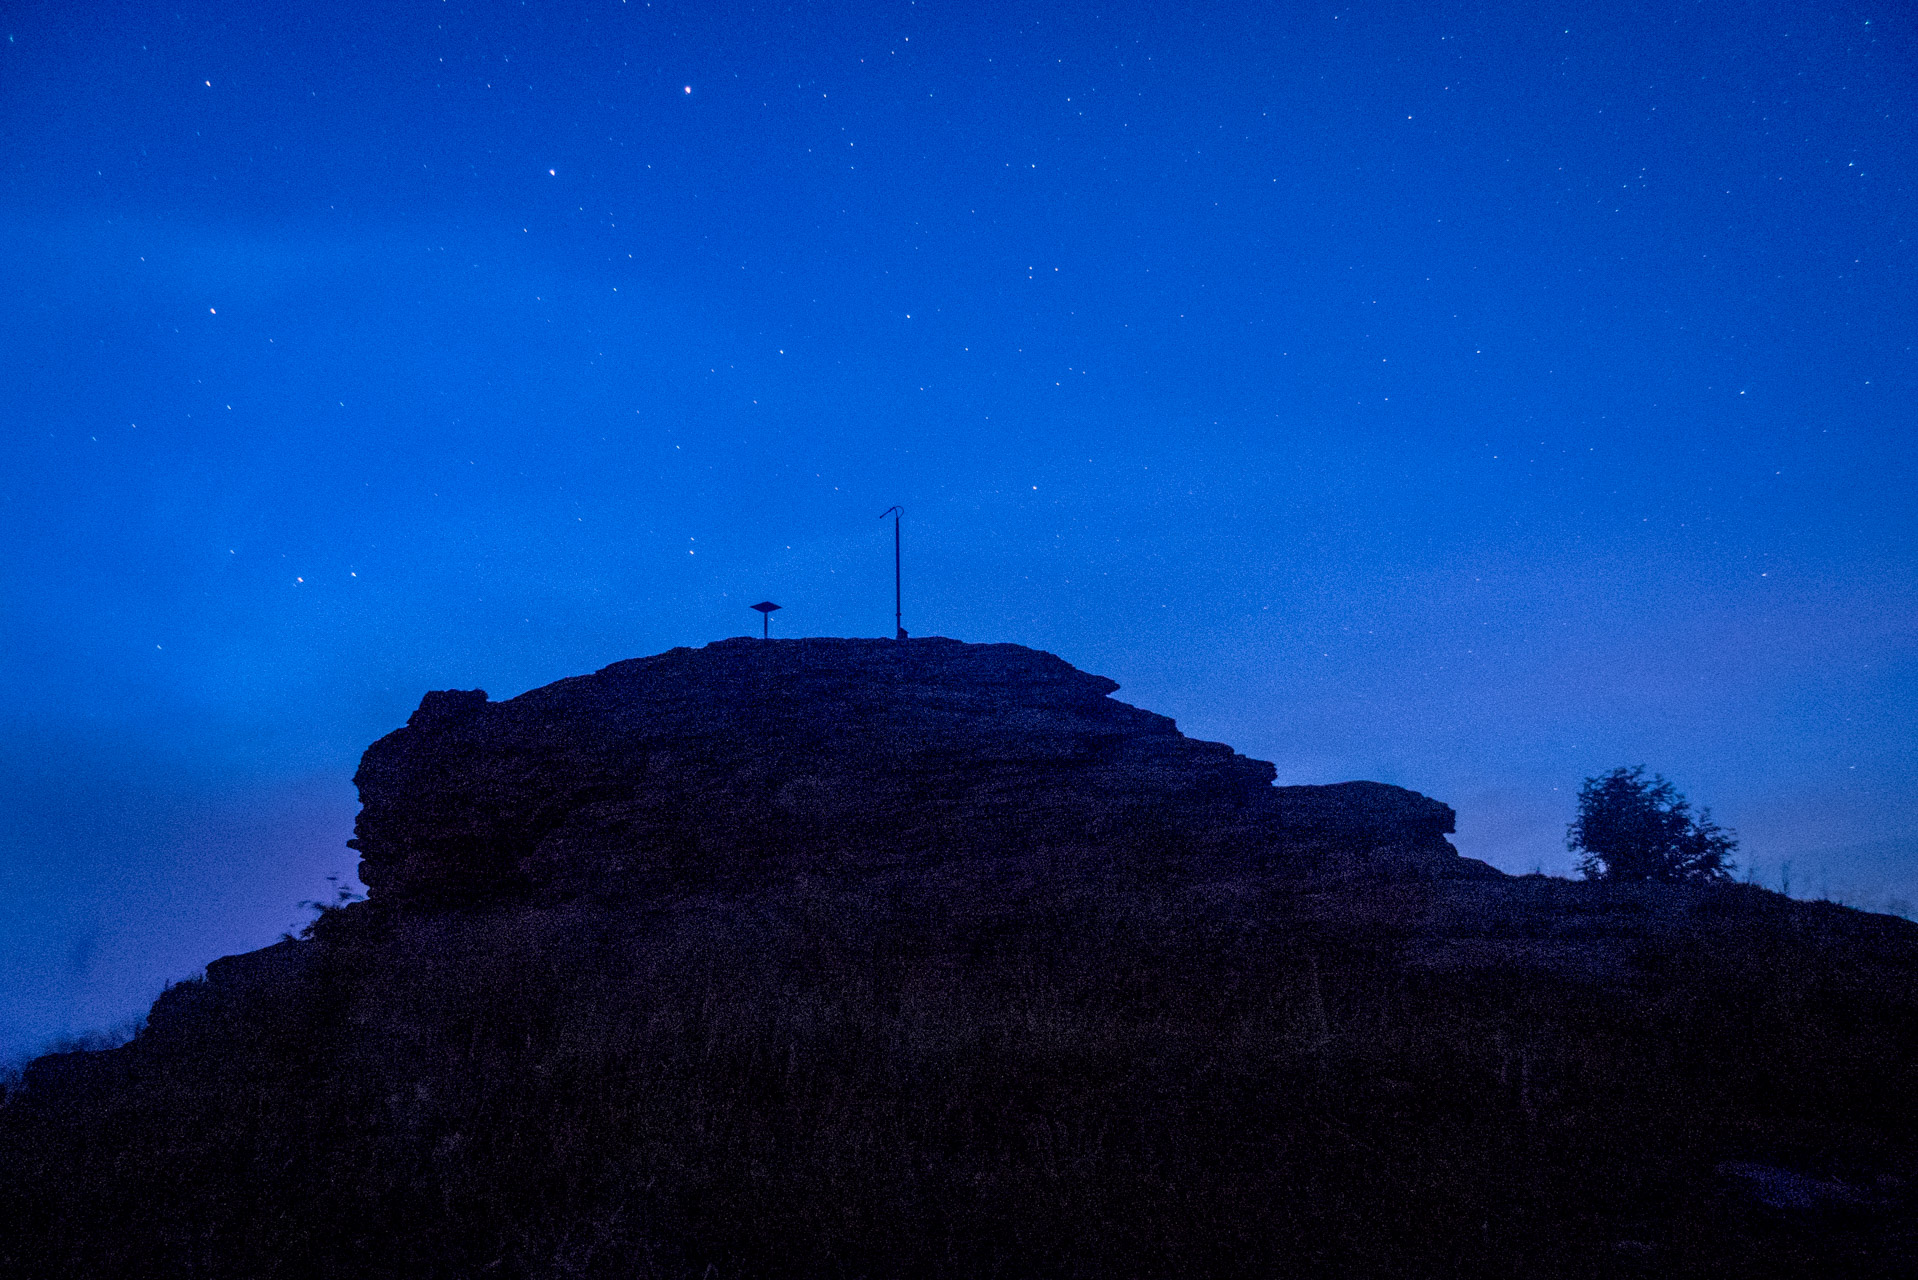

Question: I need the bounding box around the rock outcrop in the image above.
[350,637,1492,906]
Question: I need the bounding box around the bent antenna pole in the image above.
[879,505,905,639]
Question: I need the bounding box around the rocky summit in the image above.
[5,639,1916,1280]
[350,637,1493,905]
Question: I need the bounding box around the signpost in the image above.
[750,601,781,639]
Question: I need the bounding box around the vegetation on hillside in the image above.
[3,868,1914,1279]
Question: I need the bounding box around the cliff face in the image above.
[350,637,1487,906]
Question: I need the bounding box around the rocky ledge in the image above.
[350,637,1497,906]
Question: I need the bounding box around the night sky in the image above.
[3,0,1912,1062]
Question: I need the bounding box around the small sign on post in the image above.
[750,601,781,639]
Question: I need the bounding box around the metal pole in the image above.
[879,506,905,639]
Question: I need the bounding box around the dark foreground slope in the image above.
[4,640,1916,1279]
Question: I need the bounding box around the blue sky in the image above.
[2,0,1913,1061]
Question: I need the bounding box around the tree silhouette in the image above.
[1567,766,1737,883]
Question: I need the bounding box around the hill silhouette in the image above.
[3,638,1915,1278]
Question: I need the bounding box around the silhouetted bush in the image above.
[1569,766,1738,882]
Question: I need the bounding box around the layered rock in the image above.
[351,637,1493,906]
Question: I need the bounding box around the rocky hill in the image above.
[3,638,1915,1279]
